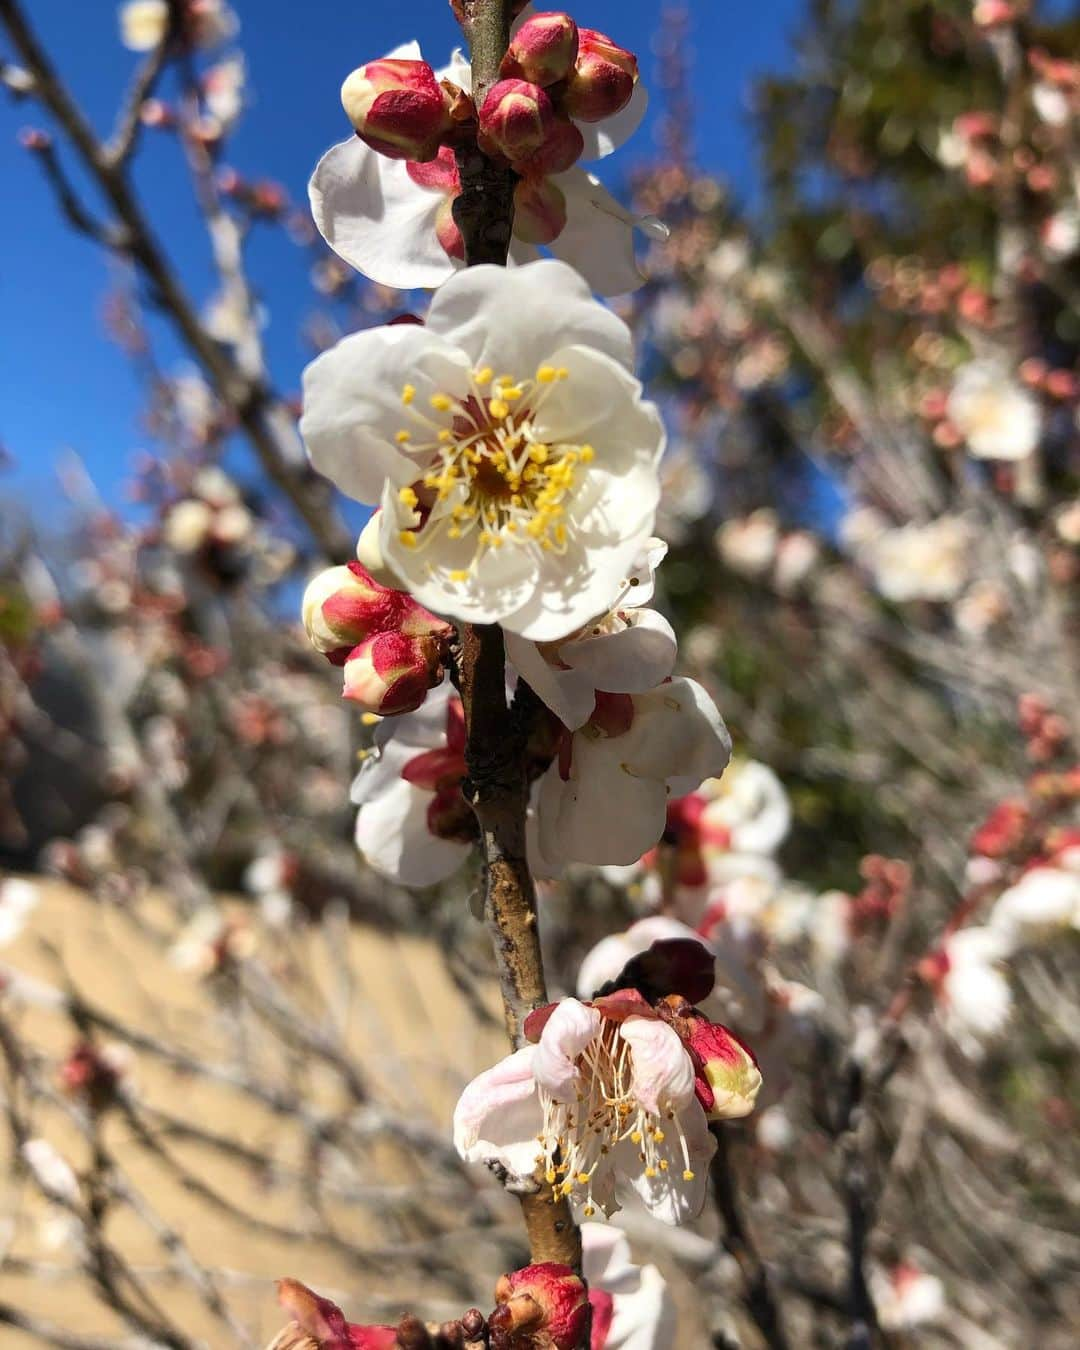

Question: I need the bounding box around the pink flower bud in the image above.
[435,194,466,261]
[501,12,579,87]
[513,176,567,245]
[302,562,452,659]
[342,630,446,716]
[478,78,556,165]
[685,1017,762,1121]
[562,28,638,123]
[512,116,585,177]
[275,1279,397,1350]
[340,58,452,162]
[490,1263,588,1350]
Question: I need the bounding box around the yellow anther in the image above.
[500,386,524,401]
[653,1129,666,1142]
[529,445,549,463]
[682,1169,695,1182]
[536,364,557,383]
[630,1130,642,1144]
[447,527,462,540]
[577,1172,591,1185]
[545,1168,557,1184]
[556,366,569,379]
[438,429,453,443]
[659,1159,669,1170]
[583,1205,596,1217]
[360,713,381,726]
[430,393,453,411]
[479,531,494,546]
[474,367,493,385]
[580,445,595,462]
[395,429,411,444]
[398,486,418,507]
[489,399,510,420]
[449,569,469,582]
[398,530,418,549]
[644,1167,657,1179]
[401,384,415,405]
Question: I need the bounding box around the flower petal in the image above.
[564,608,677,695]
[548,169,645,296]
[355,778,469,887]
[453,1046,544,1181]
[424,258,634,376]
[619,1101,715,1225]
[310,138,459,290]
[534,998,602,1100]
[618,1016,695,1114]
[576,81,649,159]
[505,632,599,732]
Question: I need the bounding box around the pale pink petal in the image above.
[453,1046,544,1180]
[618,1017,695,1114]
[534,998,602,1100]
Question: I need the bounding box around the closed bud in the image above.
[274,1279,397,1349]
[478,79,556,165]
[501,13,579,88]
[489,1264,587,1350]
[341,58,452,162]
[562,28,638,123]
[342,631,446,716]
[512,116,584,177]
[685,1017,762,1120]
[513,176,567,245]
[302,562,403,655]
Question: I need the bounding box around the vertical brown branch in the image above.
[451,0,582,1287]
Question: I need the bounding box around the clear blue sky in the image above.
[1,1,805,515]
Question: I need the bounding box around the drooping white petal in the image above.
[548,169,646,297]
[453,1046,544,1181]
[622,678,732,791]
[564,609,678,695]
[534,998,602,1100]
[505,631,599,733]
[614,1100,715,1224]
[355,778,469,887]
[605,1260,677,1349]
[576,81,649,160]
[618,1017,695,1115]
[301,324,471,503]
[310,138,458,290]
[424,259,634,376]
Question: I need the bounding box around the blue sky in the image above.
[1,0,805,515]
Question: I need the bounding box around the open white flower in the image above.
[934,927,1013,1057]
[505,539,675,730]
[535,678,731,867]
[583,1222,676,1349]
[947,360,1041,461]
[0,878,39,946]
[453,995,718,1224]
[989,863,1080,948]
[695,759,791,858]
[119,0,237,52]
[851,514,971,603]
[310,42,660,296]
[302,259,665,640]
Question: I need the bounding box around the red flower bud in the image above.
[562,29,638,123]
[512,116,584,177]
[478,78,556,165]
[490,1263,588,1350]
[302,562,451,659]
[341,58,452,162]
[513,176,567,244]
[342,631,446,716]
[501,12,579,87]
[684,1017,762,1121]
[275,1279,397,1349]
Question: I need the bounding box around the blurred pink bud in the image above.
[342,631,447,716]
[513,175,567,244]
[501,12,579,87]
[18,127,51,151]
[684,1017,762,1121]
[275,1279,397,1349]
[478,78,556,165]
[341,58,452,162]
[561,28,638,123]
[140,98,175,127]
[974,0,1015,27]
[490,1263,588,1350]
[1045,369,1078,400]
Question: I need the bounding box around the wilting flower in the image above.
[582,1222,675,1349]
[947,361,1042,461]
[504,539,675,731]
[268,1279,396,1350]
[310,41,659,295]
[490,1263,588,1350]
[351,683,474,887]
[535,679,730,867]
[302,260,665,640]
[454,982,759,1224]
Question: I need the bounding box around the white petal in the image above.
[309,138,458,290]
[606,1262,676,1349]
[620,1101,715,1224]
[424,258,634,376]
[301,325,471,503]
[355,779,469,887]
[576,81,649,160]
[580,1221,635,1288]
[564,609,677,694]
[453,1046,544,1181]
[623,677,731,794]
[619,1016,695,1114]
[537,741,669,867]
[534,998,602,1100]
[548,170,645,296]
[505,632,598,732]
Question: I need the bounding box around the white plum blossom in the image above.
[947,361,1042,461]
[504,539,676,731]
[695,759,791,858]
[535,678,731,868]
[119,0,237,53]
[934,927,1013,1058]
[848,512,971,603]
[310,42,661,295]
[350,683,473,888]
[0,878,39,946]
[989,863,1080,948]
[453,996,720,1224]
[582,1222,676,1349]
[302,259,665,640]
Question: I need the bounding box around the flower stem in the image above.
[452,0,583,1288]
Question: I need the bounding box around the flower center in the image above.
[392,365,595,583]
[535,1017,696,1218]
